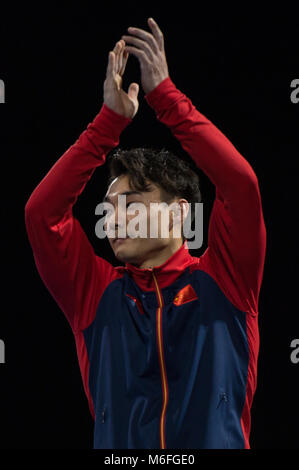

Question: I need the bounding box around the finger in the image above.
[147,17,164,49]
[125,46,149,69]
[112,42,119,74]
[106,51,116,79]
[122,35,154,60]
[113,40,123,75]
[126,26,158,53]
[118,40,125,75]
[120,48,129,76]
[128,82,139,101]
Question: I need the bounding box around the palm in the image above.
[116,74,136,110]
[104,40,139,119]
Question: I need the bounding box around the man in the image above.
[25,18,266,449]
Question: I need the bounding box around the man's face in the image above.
[103,174,183,265]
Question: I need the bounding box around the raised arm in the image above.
[123,18,266,315]
[25,40,139,333]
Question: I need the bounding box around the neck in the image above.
[138,238,183,269]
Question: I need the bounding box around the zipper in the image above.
[152,269,169,450]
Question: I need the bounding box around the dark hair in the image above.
[107,147,202,241]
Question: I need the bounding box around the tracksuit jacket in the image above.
[25,77,267,449]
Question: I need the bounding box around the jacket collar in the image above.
[125,240,194,291]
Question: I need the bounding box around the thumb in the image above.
[128,82,139,100]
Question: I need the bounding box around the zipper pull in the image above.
[101,407,106,423]
[217,392,228,408]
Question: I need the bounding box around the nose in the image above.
[105,204,126,237]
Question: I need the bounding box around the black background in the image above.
[0,3,298,449]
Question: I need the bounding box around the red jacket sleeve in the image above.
[25,104,132,333]
[145,77,267,315]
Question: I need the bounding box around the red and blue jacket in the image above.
[25,77,267,449]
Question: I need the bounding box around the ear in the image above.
[169,199,189,238]
[180,200,190,223]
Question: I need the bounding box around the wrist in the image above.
[145,76,181,112]
[101,101,132,122]
[91,104,132,138]
[144,75,169,95]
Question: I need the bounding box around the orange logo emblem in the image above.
[173,284,198,306]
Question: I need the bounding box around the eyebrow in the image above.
[103,190,143,204]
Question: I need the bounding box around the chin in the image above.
[114,248,139,264]
[113,238,146,265]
